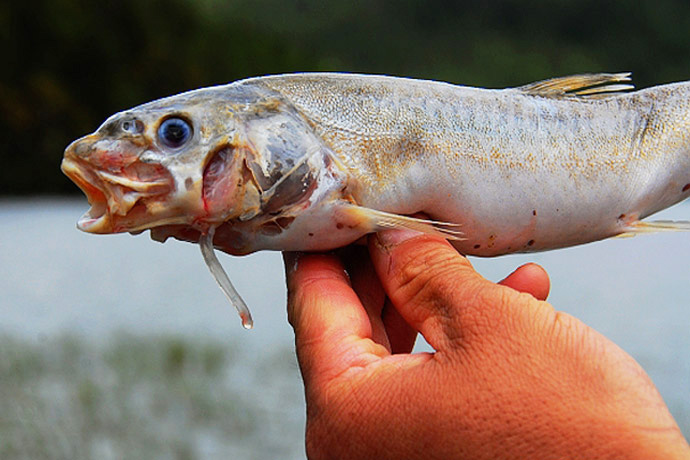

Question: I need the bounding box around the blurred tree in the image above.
[1,0,689,194]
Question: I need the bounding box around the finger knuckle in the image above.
[393,246,463,305]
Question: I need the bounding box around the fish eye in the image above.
[158,117,192,149]
[121,118,144,135]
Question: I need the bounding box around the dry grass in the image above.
[0,334,305,460]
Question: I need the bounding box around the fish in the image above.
[61,72,690,328]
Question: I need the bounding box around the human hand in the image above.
[284,229,690,460]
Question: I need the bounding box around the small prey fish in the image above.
[61,72,690,328]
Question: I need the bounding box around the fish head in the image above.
[61,86,270,235]
[62,83,341,251]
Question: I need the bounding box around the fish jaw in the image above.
[61,134,179,234]
[62,124,264,236]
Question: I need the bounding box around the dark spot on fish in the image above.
[260,221,282,235]
[336,223,344,230]
[618,213,626,220]
[473,244,481,249]
[276,216,295,229]
[532,210,537,216]
[683,183,690,192]
[260,164,316,214]
[527,239,535,246]
[184,177,193,190]
[308,232,314,237]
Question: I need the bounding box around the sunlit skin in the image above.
[284,228,690,460]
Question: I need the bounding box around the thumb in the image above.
[369,228,493,352]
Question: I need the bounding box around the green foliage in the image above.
[2,0,690,194]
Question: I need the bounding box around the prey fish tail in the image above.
[61,72,690,326]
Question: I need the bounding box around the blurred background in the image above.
[1,0,689,458]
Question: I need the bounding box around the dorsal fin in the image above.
[517,72,634,98]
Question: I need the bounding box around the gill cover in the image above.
[201,97,324,226]
[198,93,337,328]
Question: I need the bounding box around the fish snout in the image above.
[62,131,178,234]
[63,133,101,161]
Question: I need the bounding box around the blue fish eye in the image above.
[158,117,192,149]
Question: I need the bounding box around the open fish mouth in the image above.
[61,157,173,233]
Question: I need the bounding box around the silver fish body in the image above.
[61,72,690,325]
[247,73,690,255]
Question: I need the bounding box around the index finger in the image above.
[368,228,495,351]
[283,252,390,387]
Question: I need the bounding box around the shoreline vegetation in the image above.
[4,0,690,195]
[0,332,306,460]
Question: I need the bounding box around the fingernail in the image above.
[376,228,424,251]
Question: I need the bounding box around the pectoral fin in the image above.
[340,204,463,240]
